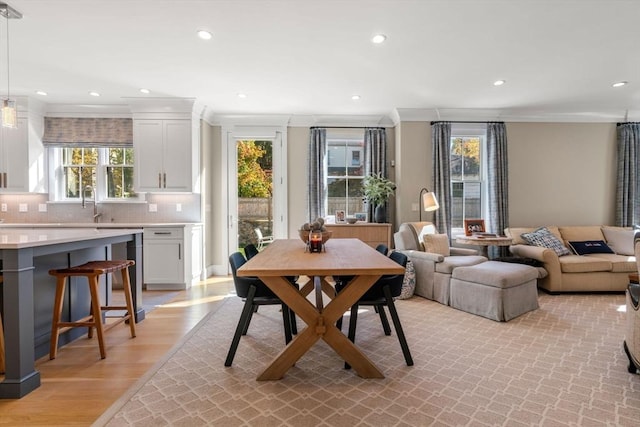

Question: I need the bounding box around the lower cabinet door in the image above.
[143,239,185,289]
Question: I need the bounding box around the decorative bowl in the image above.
[346,217,358,224]
[298,229,332,244]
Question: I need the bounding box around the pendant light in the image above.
[0,2,21,129]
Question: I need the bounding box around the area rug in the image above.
[94,292,640,426]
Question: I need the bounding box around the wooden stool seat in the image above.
[49,260,136,360]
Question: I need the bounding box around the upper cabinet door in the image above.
[0,118,30,192]
[134,119,192,192]
[162,120,192,191]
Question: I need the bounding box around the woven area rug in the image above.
[94,292,640,426]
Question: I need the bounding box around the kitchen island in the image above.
[0,228,143,399]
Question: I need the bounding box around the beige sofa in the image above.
[393,222,487,304]
[505,225,636,293]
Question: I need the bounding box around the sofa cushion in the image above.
[567,240,614,255]
[602,226,635,255]
[584,253,637,273]
[558,226,605,244]
[423,234,450,256]
[558,255,611,273]
[435,256,487,274]
[451,261,539,289]
[521,227,571,256]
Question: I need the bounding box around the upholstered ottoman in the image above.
[449,261,539,321]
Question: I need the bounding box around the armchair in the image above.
[393,222,487,304]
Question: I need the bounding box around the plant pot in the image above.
[374,205,386,223]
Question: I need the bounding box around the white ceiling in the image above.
[3,0,640,123]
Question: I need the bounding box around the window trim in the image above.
[48,147,145,203]
[325,130,366,218]
[450,123,487,238]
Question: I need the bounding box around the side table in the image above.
[456,235,513,258]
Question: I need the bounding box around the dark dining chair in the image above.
[336,251,413,367]
[225,252,296,367]
[244,243,260,260]
[242,243,299,333]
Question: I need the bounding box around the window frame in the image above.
[48,147,143,203]
[449,123,487,238]
[325,129,366,218]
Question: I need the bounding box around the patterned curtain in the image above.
[431,122,451,236]
[616,122,640,226]
[308,128,326,221]
[364,128,387,221]
[486,122,509,257]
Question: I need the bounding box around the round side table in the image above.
[455,235,513,258]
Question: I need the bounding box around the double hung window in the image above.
[450,124,486,236]
[326,131,365,217]
[53,147,135,201]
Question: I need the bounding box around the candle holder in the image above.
[308,230,323,253]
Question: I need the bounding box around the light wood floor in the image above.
[0,276,234,426]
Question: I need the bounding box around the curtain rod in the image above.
[617,122,640,126]
[309,126,385,129]
[430,121,504,125]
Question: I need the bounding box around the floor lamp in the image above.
[419,188,439,221]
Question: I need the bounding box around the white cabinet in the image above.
[0,117,34,192]
[134,119,193,192]
[143,224,203,290]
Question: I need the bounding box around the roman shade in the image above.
[42,117,133,147]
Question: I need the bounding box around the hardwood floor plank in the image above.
[0,277,233,426]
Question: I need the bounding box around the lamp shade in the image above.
[422,191,439,212]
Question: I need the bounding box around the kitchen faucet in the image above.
[82,185,102,223]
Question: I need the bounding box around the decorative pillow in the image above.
[397,260,416,300]
[423,234,450,256]
[601,226,635,255]
[521,227,571,256]
[567,240,615,255]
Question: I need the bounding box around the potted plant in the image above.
[362,173,396,223]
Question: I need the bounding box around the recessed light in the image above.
[372,34,386,44]
[35,90,47,96]
[237,93,247,99]
[351,95,361,100]
[493,80,506,86]
[612,81,628,88]
[197,29,212,40]
[89,91,100,97]
[139,88,150,94]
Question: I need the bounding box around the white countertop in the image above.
[0,227,143,249]
[0,222,201,229]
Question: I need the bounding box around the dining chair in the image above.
[244,243,260,260]
[225,252,296,367]
[254,228,274,250]
[241,244,298,334]
[336,251,413,367]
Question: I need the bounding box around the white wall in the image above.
[507,122,617,227]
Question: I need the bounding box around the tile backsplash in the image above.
[0,193,201,224]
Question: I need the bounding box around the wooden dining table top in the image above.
[237,238,405,277]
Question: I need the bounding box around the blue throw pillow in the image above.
[521,227,571,256]
[567,240,614,255]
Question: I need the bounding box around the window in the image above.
[106,148,135,198]
[326,132,365,217]
[450,125,486,235]
[51,147,136,201]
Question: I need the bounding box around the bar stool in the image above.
[49,260,136,360]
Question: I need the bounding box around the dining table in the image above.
[237,237,405,380]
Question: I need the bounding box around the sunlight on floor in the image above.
[160,294,230,308]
